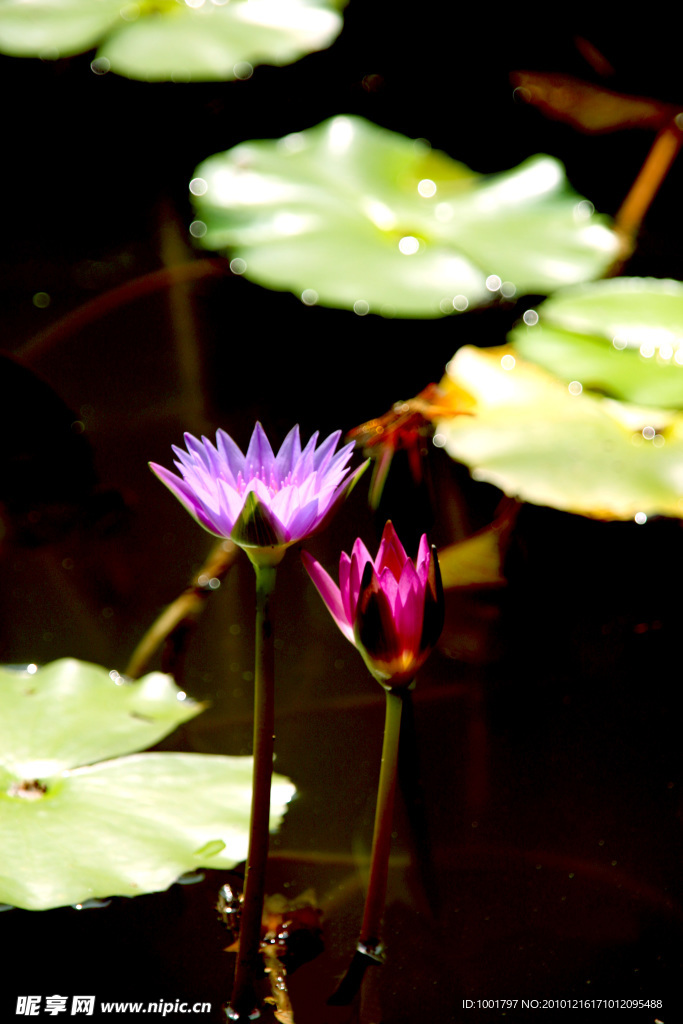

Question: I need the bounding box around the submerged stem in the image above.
[359,687,404,952]
[329,686,405,1007]
[228,563,277,1022]
[17,259,228,364]
[125,538,238,679]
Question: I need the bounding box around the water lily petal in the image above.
[294,430,320,481]
[216,428,246,480]
[295,469,322,506]
[269,482,299,524]
[355,562,402,667]
[395,561,426,652]
[339,551,353,622]
[308,524,443,689]
[301,460,370,542]
[415,534,431,584]
[326,441,356,481]
[217,476,248,527]
[301,550,354,643]
[312,430,343,473]
[285,497,321,542]
[153,424,361,554]
[376,521,409,581]
[245,422,276,480]
[172,458,221,511]
[149,463,223,536]
[377,565,400,615]
[171,444,200,474]
[349,537,375,609]
[397,557,422,604]
[274,424,302,479]
[200,432,235,485]
[184,432,213,471]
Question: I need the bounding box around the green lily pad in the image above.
[0,0,344,81]
[530,276,683,346]
[0,659,294,910]
[510,278,683,408]
[435,346,683,521]
[0,0,120,57]
[0,658,204,778]
[190,116,619,318]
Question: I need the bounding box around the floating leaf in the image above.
[0,0,344,82]
[191,115,619,318]
[0,658,203,778]
[437,501,518,589]
[435,346,683,521]
[510,278,683,408]
[522,276,683,348]
[0,660,294,910]
[0,0,119,57]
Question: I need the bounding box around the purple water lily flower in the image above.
[302,521,443,688]
[151,423,367,566]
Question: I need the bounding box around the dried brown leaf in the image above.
[511,70,680,134]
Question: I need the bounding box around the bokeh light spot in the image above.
[398,235,420,255]
[233,61,253,81]
[90,57,110,75]
[417,178,437,198]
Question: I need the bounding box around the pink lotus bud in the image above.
[302,521,443,689]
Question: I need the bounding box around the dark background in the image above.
[0,5,681,1022]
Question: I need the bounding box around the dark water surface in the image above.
[1,8,681,1023]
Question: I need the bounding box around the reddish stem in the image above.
[16,259,228,363]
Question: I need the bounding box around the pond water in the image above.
[1,9,681,1024]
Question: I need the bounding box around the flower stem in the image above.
[228,563,277,1022]
[328,685,405,1007]
[359,687,404,953]
[612,114,683,271]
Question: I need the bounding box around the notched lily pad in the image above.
[0,659,294,910]
[435,346,683,521]
[191,115,619,318]
[510,278,683,408]
[0,0,344,82]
